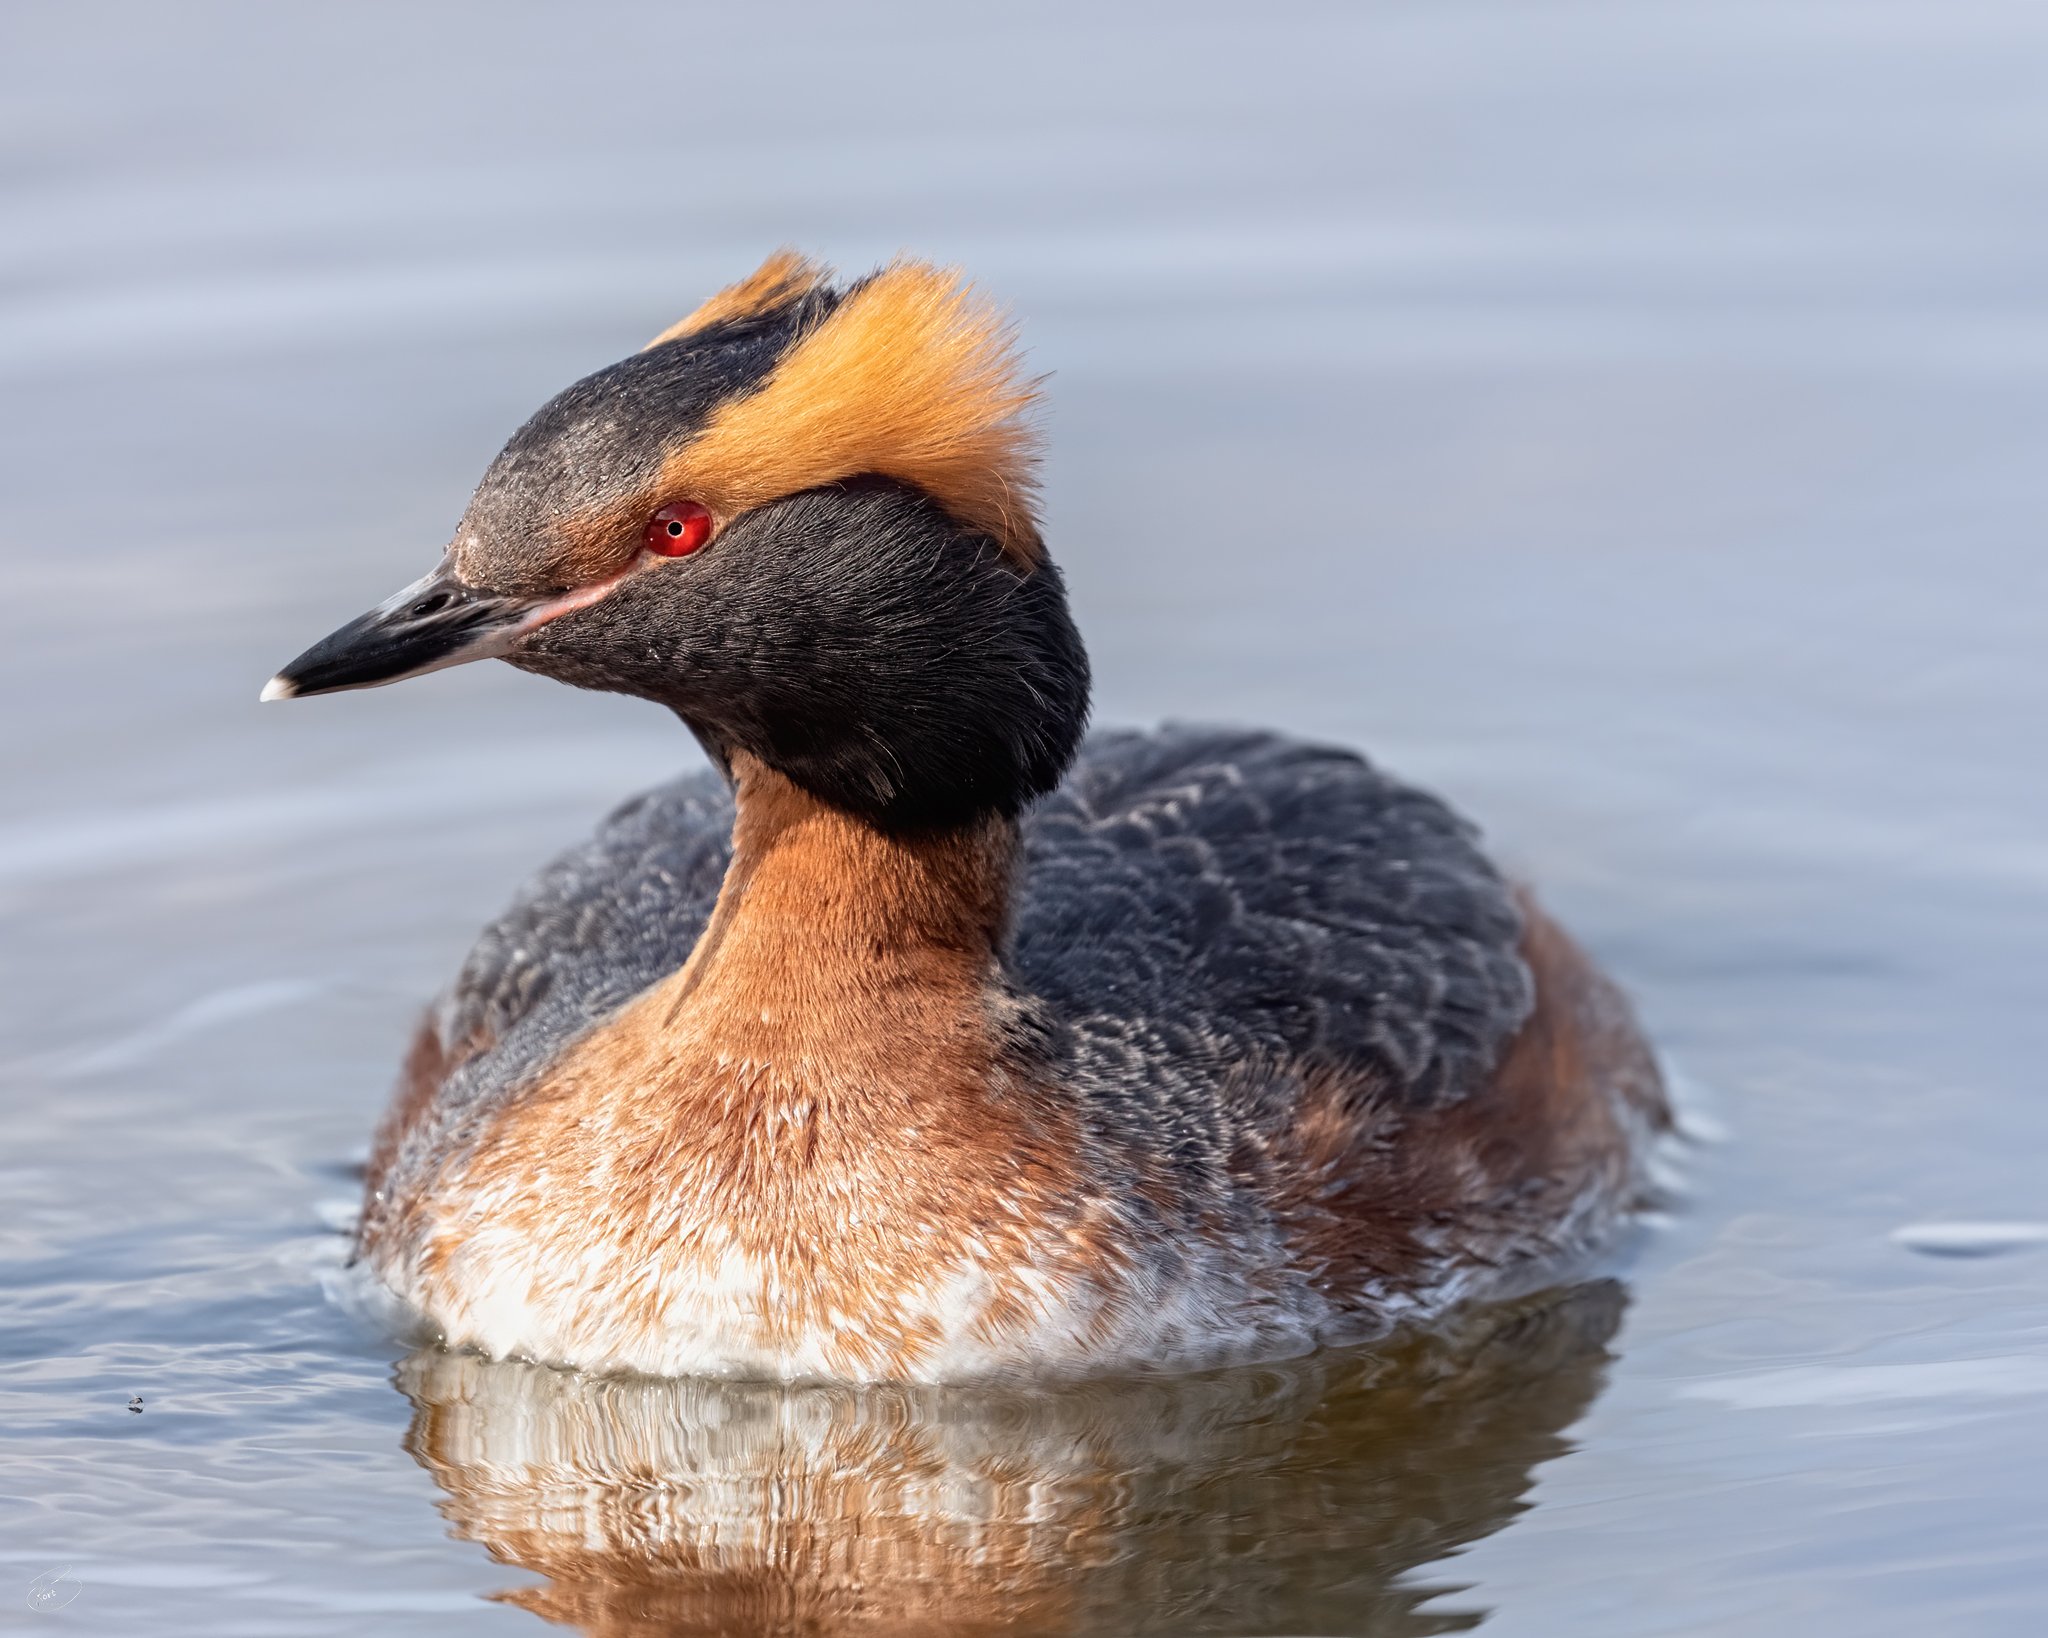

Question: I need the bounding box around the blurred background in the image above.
[3,2,2046,1634]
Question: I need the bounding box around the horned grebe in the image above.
[266,253,1669,1381]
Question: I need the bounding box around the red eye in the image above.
[645,500,714,557]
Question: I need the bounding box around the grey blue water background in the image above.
[3,3,2046,1632]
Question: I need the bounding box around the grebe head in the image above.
[264,253,1089,828]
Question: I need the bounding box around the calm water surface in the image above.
[5,3,2047,1633]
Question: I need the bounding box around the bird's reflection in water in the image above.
[398,1281,1625,1638]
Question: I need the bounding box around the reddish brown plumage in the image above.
[363,757,1140,1378]
[366,1009,488,1208]
[360,755,1666,1380]
[1259,897,1668,1312]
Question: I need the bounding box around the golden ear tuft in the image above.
[660,259,1045,565]
[646,250,831,349]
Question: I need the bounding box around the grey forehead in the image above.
[465,308,818,526]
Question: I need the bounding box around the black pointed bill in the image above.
[261,564,619,702]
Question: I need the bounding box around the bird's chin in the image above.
[499,645,558,680]
[501,638,689,712]
[501,643,616,693]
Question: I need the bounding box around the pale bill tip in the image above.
[259,675,298,703]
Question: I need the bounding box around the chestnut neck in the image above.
[665,754,1017,1036]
